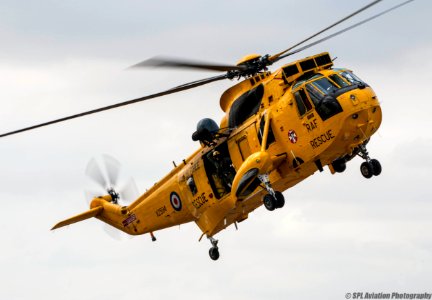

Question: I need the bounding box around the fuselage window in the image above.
[228,84,264,128]
[258,117,276,149]
[187,176,198,196]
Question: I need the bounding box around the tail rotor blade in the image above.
[103,224,132,241]
[119,178,140,204]
[102,154,121,187]
[85,158,107,189]
[103,224,122,241]
[83,155,135,240]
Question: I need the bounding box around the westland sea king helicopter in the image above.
[1,0,415,260]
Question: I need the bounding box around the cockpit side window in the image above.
[293,72,345,121]
[294,89,312,116]
[306,84,322,106]
[303,77,343,121]
[294,92,306,115]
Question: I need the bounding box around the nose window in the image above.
[340,71,364,85]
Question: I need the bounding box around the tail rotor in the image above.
[85,154,138,205]
[84,154,139,240]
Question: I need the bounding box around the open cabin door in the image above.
[181,142,238,236]
[202,142,236,200]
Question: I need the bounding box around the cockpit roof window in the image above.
[329,74,350,88]
[292,73,323,90]
[309,77,338,95]
[293,70,363,94]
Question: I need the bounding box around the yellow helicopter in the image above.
[0,0,414,260]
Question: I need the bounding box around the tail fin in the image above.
[51,206,104,230]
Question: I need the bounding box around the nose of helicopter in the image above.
[337,86,382,144]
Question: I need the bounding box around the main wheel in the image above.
[360,161,373,179]
[274,191,285,209]
[263,194,276,211]
[209,247,219,261]
[370,159,382,176]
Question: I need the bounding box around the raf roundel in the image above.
[288,130,298,144]
[170,192,182,211]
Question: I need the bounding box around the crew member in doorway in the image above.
[211,150,235,190]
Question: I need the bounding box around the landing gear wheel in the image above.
[332,159,346,173]
[263,194,276,211]
[360,161,373,179]
[370,159,382,176]
[275,191,285,209]
[209,247,219,261]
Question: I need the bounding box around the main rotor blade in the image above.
[130,56,246,72]
[278,0,416,60]
[269,0,383,63]
[0,74,228,139]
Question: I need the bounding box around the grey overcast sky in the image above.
[1,1,431,299]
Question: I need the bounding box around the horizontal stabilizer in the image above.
[51,206,104,230]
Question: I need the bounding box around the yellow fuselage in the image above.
[53,53,382,240]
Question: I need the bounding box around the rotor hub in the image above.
[107,187,120,204]
[236,54,262,66]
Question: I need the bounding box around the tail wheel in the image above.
[209,247,220,261]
